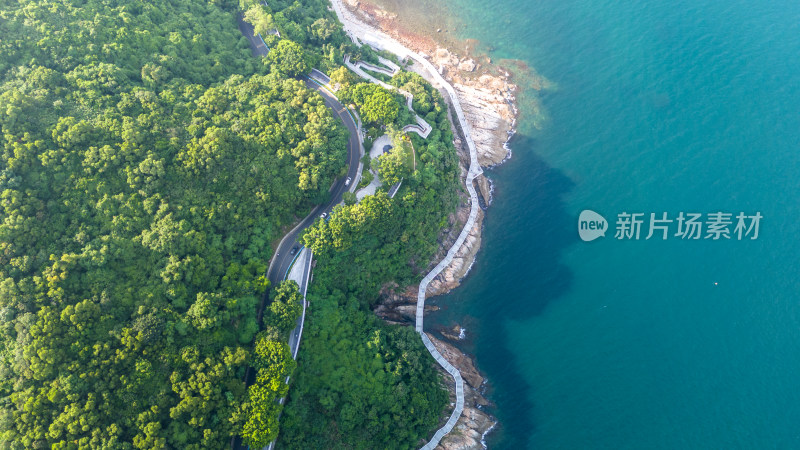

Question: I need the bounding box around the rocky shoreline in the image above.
[374,284,496,449]
[346,0,519,166]
[340,0,518,293]
[337,1,528,448]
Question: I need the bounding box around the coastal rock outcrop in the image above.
[452,77,516,166]
[374,284,438,323]
[336,1,520,446]
[343,1,519,167]
[427,207,483,297]
[428,335,483,389]
[458,58,477,72]
[476,174,492,206]
[427,335,496,450]
[427,47,517,166]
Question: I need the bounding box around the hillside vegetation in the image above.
[0,0,458,448]
[0,0,347,447]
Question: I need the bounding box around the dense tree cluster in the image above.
[377,131,415,186]
[278,290,448,449]
[242,337,294,448]
[1,0,461,447]
[0,0,346,447]
[242,280,302,448]
[278,65,463,449]
[267,40,313,78]
[329,66,361,89]
[239,0,354,73]
[264,280,303,341]
[339,83,415,129]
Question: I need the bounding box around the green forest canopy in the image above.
[0,0,347,447]
[279,60,464,450]
[0,0,460,448]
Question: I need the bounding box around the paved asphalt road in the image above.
[264,80,360,288]
[237,14,360,291]
[233,14,361,450]
[237,78,358,449]
[237,15,269,57]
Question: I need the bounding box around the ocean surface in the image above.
[415,0,800,448]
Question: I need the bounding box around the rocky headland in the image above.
[336,1,538,447]
[344,0,518,167]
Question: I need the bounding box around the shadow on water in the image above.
[430,133,576,449]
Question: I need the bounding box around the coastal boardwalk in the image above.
[331,1,483,448]
[344,55,432,138]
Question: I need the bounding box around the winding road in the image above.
[264,80,361,294]
[238,6,475,447]
[234,14,362,450]
[344,55,433,138]
[238,13,361,301]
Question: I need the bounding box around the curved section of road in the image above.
[264,78,362,293]
[237,15,362,291]
[331,1,483,448]
[259,82,359,450]
[244,4,479,447]
[235,16,363,448]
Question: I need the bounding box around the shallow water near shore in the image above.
[387,0,800,448]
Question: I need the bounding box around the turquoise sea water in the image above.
[426,0,800,448]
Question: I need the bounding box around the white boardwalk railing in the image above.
[330,1,484,448]
[344,55,433,139]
